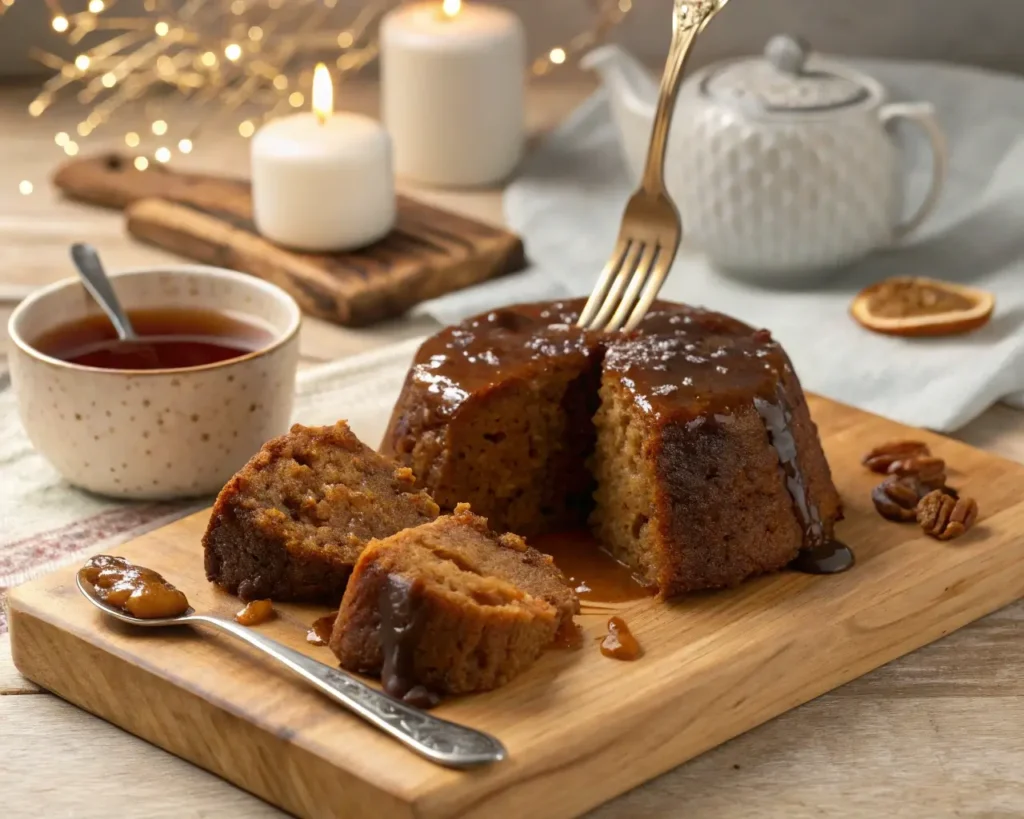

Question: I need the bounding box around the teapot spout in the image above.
[581,44,659,110]
[581,44,658,183]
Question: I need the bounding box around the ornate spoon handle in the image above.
[189,614,507,768]
[641,0,723,194]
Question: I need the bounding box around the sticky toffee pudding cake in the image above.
[384,299,843,596]
[330,504,578,700]
[203,421,440,603]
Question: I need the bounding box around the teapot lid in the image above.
[702,35,871,113]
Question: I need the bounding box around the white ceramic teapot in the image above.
[584,36,948,278]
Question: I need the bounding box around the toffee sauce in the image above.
[754,387,855,575]
[379,575,442,709]
[81,555,190,619]
[307,612,338,647]
[531,530,653,604]
[600,617,642,661]
[235,599,275,626]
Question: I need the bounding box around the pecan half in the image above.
[917,490,979,541]
[871,475,926,521]
[862,440,930,473]
[887,455,947,489]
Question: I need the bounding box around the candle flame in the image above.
[442,0,461,17]
[312,62,333,125]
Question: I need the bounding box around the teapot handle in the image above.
[879,102,948,242]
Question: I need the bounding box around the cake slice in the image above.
[203,421,440,603]
[330,504,579,698]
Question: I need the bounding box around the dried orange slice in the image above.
[850,276,995,337]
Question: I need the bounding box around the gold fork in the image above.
[578,0,730,333]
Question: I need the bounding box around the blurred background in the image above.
[1,0,1023,79]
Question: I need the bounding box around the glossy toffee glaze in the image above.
[81,555,190,619]
[379,575,441,709]
[234,599,275,626]
[533,530,652,603]
[307,612,338,647]
[600,617,643,661]
[398,300,599,421]
[32,307,274,371]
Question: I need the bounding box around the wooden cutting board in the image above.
[52,154,526,327]
[9,395,1024,819]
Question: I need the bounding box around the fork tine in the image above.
[590,240,648,331]
[577,239,632,328]
[605,243,662,333]
[622,245,676,333]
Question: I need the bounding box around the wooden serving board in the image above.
[52,154,526,327]
[9,395,1024,819]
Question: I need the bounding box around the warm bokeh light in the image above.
[288,91,304,108]
[200,51,217,67]
[549,47,567,65]
[75,55,90,71]
[154,21,169,36]
[101,72,117,87]
[238,120,255,138]
[54,131,69,146]
[88,0,106,12]
[442,0,461,17]
[272,75,288,90]
[52,16,68,32]
[64,141,79,156]
[178,138,193,154]
[224,43,242,61]
[19,180,33,196]
[151,119,168,135]
[311,62,332,124]
[337,31,353,48]
[134,156,149,171]
[155,146,172,163]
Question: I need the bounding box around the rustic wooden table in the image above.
[2,80,1023,818]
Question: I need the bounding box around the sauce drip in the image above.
[754,386,856,575]
[81,555,190,619]
[532,530,653,603]
[600,617,642,661]
[553,619,584,650]
[789,540,855,574]
[378,574,441,709]
[306,612,338,646]
[235,599,275,626]
[753,387,824,545]
[32,307,274,371]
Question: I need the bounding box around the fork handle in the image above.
[188,614,507,769]
[641,1,719,194]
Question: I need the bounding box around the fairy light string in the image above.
[8,0,631,175]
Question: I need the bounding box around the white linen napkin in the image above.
[418,59,1024,433]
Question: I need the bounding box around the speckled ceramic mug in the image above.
[8,265,301,500]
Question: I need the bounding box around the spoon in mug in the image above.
[75,564,507,769]
[69,243,164,368]
[70,243,140,341]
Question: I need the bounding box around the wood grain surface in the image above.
[51,154,526,327]
[3,82,1024,819]
[9,397,1024,819]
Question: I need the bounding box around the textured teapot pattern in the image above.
[675,98,902,272]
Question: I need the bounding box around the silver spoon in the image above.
[70,242,139,341]
[76,569,507,769]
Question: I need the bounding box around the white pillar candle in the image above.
[380,0,525,188]
[251,63,395,252]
